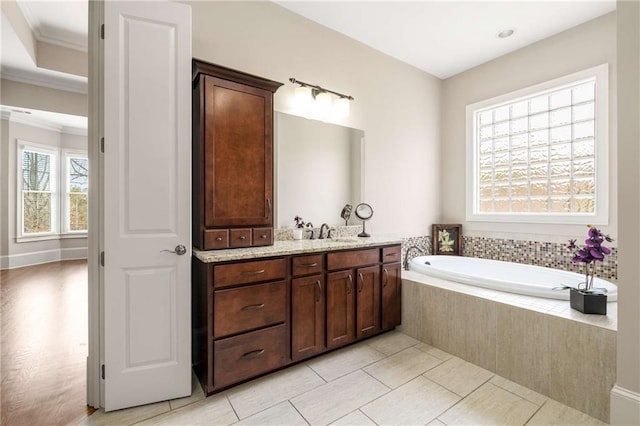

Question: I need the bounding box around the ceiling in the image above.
[1,1,616,129]
[276,1,616,79]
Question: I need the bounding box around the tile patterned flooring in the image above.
[82,331,605,425]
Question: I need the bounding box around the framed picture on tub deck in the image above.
[432,224,462,256]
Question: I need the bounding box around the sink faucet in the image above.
[319,223,330,239]
[306,222,315,240]
[403,245,424,271]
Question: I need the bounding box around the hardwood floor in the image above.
[1,260,96,426]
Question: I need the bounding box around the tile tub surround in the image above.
[81,331,605,426]
[400,271,616,423]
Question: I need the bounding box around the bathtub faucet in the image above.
[403,245,424,271]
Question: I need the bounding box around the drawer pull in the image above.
[300,262,318,268]
[315,280,322,302]
[239,236,247,240]
[385,253,397,257]
[241,349,265,360]
[347,274,353,294]
[358,272,364,292]
[216,237,223,241]
[241,303,265,311]
[260,234,267,239]
[383,268,388,287]
[241,269,265,276]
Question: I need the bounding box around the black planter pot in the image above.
[570,288,607,315]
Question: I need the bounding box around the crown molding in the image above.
[9,111,62,132]
[38,33,88,53]
[1,67,88,95]
[62,126,88,136]
[16,1,88,52]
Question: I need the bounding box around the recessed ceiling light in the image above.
[497,28,515,39]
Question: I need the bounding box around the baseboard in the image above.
[0,247,88,270]
[611,385,640,425]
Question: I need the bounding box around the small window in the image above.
[20,146,58,235]
[466,64,609,224]
[65,155,89,232]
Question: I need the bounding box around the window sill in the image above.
[466,212,607,225]
[16,233,88,243]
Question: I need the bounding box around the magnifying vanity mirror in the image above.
[354,203,373,237]
[275,112,364,228]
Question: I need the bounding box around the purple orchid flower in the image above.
[566,225,615,290]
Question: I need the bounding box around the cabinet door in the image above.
[356,265,381,339]
[204,76,273,228]
[291,275,325,360]
[382,263,402,330]
[326,270,355,349]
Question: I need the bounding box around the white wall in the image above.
[0,117,87,268]
[441,12,617,244]
[611,1,640,423]
[181,0,441,236]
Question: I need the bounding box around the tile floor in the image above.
[81,331,605,425]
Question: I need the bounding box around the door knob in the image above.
[162,244,187,255]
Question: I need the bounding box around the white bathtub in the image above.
[409,255,617,301]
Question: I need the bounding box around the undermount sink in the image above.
[327,238,361,243]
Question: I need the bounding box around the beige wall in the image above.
[1,79,87,117]
[181,0,441,236]
[613,1,640,423]
[0,118,87,264]
[441,12,617,244]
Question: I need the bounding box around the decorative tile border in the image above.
[461,236,617,280]
[399,235,617,281]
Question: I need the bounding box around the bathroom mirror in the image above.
[354,203,373,237]
[275,112,364,228]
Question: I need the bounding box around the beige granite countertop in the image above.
[193,235,403,263]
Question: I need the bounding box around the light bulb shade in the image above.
[334,97,350,118]
[314,91,333,118]
[294,86,312,112]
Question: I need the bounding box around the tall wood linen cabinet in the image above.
[192,59,283,250]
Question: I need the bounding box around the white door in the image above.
[103,1,192,411]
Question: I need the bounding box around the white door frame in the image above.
[86,0,103,409]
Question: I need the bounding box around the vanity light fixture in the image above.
[289,78,354,119]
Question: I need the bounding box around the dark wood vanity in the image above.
[192,243,402,395]
[190,59,401,395]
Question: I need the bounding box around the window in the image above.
[65,155,89,232]
[17,141,88,240]
[466,64,609,224]
[21,146,57,235]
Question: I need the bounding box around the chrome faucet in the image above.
[319,223,330,239]
[403,245,424,271]
[306,222,315,240]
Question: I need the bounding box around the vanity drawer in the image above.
[252,228,273,247]
[382,246,401,264]
[214,258,287,288]
[214,324,288,389]
[327,248,379,271]
[292,254,324,277]
[203,229,229,249]
[213,281,286,338]
[229,229,252,248]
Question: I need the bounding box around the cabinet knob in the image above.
[239,236,246,240]
[216,237,223,241]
